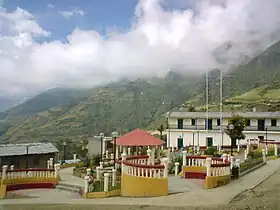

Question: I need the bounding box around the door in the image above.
[258,119,265,131]
[207,137,213,147]
[177,137,184,149]
[206,119,213,130]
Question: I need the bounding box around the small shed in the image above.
[0,143,58,169]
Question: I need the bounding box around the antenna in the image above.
[220,69,223,148]
[206,71,209,131]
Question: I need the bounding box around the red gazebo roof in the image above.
[116,128,165,146]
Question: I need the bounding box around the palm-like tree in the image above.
[157,124,165,140]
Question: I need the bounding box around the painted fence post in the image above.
[105,150,109,159]
[206,158,212,177]
[182,151,187,166]
[265,146,268,155]
[262,149,266,163]
[10,165,14,171]
[147,148,152,165]
[162,158,168,178]
[104,173,109,192]
[174,162,179,176]
[275,144,278,156]
[112,169,116,187]
[237,144,240,153]
[47,160,50,169]
[246,144,249,154]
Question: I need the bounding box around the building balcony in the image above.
[169,124,280,132]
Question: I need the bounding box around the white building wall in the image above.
[169,130,280,148]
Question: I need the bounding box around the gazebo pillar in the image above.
[156,146,161,159]
[116,145,119,159]
[123,146,127,156]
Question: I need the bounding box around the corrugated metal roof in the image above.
[168,112,280,119]
[0,143,59,157]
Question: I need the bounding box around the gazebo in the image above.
[115,128,165,162]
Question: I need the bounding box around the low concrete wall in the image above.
[85,190,121,198]
[204,174,231,189]
[121,173,168,197]
[180,166,207,178]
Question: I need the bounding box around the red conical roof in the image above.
[116,128,165,146]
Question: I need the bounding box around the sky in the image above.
[1,0,280,98]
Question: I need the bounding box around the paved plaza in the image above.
[1,158,280,208]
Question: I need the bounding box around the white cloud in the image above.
[47,4,54,8]
[58,8,84,19]
[1,0,280,97]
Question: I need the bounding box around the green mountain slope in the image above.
[0,73,200,144]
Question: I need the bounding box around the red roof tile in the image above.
[116,128,165,146]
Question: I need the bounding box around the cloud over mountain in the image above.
[0,0,280,97]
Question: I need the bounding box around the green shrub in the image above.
[205,147,217,156]
[240,158,263,173]
[267,150,274,157]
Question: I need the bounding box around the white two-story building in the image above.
[166,111,280,148]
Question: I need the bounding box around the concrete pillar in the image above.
[73,153,77,163]
[112,169,116,187]
[151,147,156,165]
[2,165,8,180]
[84,168,92,193]
[105,150,109,159]
[10,165,14,171]
[175,162,179,176]
[116,145,119,159]
[230,156,234,169]
[122,147,127,156]
[47,160,50,169]
[262,149,266,163]
[102,139,106,156]
[206,158,212,177]
[182,151,187,166]
[265,146,268,155]
[156,147,161,159]
[162,158,168,178]
[222,154,227,163]
[237,144,240,153]
[147,148,152,165]
[128,147,131,156]
[275,144,278,156]
[121,153,126,173]
[244,149,248,161]
[99,162,104,170]
[161,145,164,151]
[104,173,109,192]
[54,164,60,178]
[110,153,114,164]
[49,158,53,169]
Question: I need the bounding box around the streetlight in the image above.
[63,141,67,163]
[265,127,268,146]
[100,133,104,161]
[112,131,118,169]
[26,145,29,169]
[228,124,234,156]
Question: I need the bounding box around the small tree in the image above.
[225,115,246,148]
[157,124,165,140]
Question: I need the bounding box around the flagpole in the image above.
[206,71,209,131]
[220,69,223,150]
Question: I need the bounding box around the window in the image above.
[217,119,221,126]
[271,119,277,127]
[246,119,251,126]
[177,118,183,129]
[191,119,196,126]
